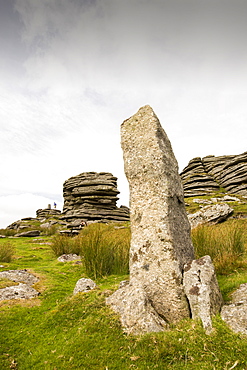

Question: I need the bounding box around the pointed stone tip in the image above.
[122,105,155,126]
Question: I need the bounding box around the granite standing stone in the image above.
[106,105,195,334]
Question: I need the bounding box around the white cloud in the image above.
[0,193,62,229]
[0,0,246,227]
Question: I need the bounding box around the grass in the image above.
[78,223,130,279]
[191,219,247,275]
[0,241,15,262]
[50,234,81,257]
[0,220,246,369]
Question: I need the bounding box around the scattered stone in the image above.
[221,283,247,336]
[73,278,97,294]
[183,255,223,334]
[15,230,41,237]
[57,254,81,262]
[188,203,233,229]
[0,283,40,300]
[106,105,195,334]
[0,270,39,286]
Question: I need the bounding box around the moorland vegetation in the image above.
[0,194,247,369]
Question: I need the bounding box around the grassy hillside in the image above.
[0,197,247,369]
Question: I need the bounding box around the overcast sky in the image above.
[0,0,247,228]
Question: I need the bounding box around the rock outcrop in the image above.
[180,152,247,197]
[61,172,129,224]
[36,208,61,219]
[106,105,195,334]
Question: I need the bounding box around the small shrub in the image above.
[192,221,246,274]
[79,223,130,279]
[50,234,81,257]
[0,242,15,262]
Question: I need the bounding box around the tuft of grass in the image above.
[0,241,15,262]
[192,220,246,275]
[0,228,16,237]
[50,234,81,257]
[79,223,130,279]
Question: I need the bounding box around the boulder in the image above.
[188,203,233,229]
[73,278,97,294]
[183,256,223,334]
[106,105,195,334]
[221,283,247,336]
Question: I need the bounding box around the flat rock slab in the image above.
[221,283,247,335]
[15,230,41,237]
[0,270,39,286]
[0,283,40,300]
[73,278,97,294]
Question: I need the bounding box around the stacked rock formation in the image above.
[61,172,129,223]
[180,152,247,197]
[36,208,61,219]
[107,105,195,334]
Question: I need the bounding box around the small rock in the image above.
[57,254,81,262]
[73,278,97,294]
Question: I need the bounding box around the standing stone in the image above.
[106,105,195,334]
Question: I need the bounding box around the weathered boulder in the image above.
[188,203,233,229]
[183,256,223,334]
[73,278,97,294]
[0,283,40,300]
[181,152,247,197]
[221,283,247,336]
[106,105,195,334]
[61,172,130,225]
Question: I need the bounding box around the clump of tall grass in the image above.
[79,223,130,279]
[0,228,16,237]
[50,234,81,257]
[0,242,15,262]
[191,221,246,275]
